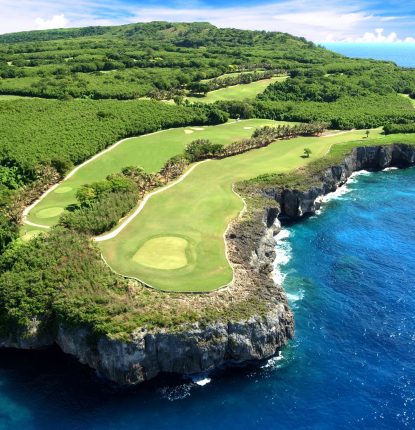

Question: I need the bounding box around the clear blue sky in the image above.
[1,0,414,42]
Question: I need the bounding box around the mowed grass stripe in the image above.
[99,129,383,292]
[25,119,279,228]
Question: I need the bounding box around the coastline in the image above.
[2,143,415,386]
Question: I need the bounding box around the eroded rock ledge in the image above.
[2,144,414,385]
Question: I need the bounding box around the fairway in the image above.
[187,76,287,103]
[99,129,383,292]
[25,119,279,228]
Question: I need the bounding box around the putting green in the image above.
[36,207,64,219]
[133,236,189,270]
[187,76,287,104]
[99,129,384,292]
[25,119,283,228]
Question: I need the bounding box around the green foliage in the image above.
[0,22,338,100]
[303,148,312,158]
[61,174,139,235]
[0,99,214,181]
[253,94,415,129]
[185,139,224,162]
[253,66,415,129]
[384,122,415,134]
[60,188,139,235]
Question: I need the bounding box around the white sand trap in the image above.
[133,236,189,270]
[54,186,73,194]
[190,127,205,131]
[184,130,194,134]
[243,126,254,130]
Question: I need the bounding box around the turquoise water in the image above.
[1,168,415,429]
[324,43,415,68]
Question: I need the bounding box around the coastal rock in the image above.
[55,304,292,385]
[275,144,415,220]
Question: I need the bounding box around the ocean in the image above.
[323,42,415,68]
[1,45,415,429]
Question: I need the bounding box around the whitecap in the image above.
[273,229,292,285]
[261,351,284,370]
[383,167,398,171]
[191,374,211,386]
[286,289,305,304]
[320,170,371,204]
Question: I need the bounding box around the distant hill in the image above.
[0,21,343,99]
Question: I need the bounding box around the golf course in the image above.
[24,119,278,230]
[187,76,287,103]
[97,128,383,292]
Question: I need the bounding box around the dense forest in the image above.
[0,21,336,100]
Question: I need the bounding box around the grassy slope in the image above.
[187,76,287,103]
[99,129,384,292]
[24,119,279,228]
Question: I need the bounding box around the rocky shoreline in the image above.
[2,143,415,386]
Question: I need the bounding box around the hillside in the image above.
[0,21,368,99]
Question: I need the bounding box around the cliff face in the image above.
[55,306,292,385]
[268,144,415,220]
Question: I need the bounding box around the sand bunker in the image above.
[184,130,194,134]
[243,126,254,130]
[133,236,189,270]
[190,127,205,131]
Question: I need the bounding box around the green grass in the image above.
[25,119,280,228]
[187,76,287,103]
[0,95,34,100]
[200,71,268,83]
[99,128,385,293]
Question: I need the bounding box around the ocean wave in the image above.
[191,374,211,386]
[286,288,305,304]
[261,351,284,370]
[319,170,372,205]
[273,229,292,285]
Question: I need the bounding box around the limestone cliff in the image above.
[267,144,415,221]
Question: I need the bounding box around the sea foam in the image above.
[273,229,292,285]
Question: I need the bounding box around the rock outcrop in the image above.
[268,144,415,221]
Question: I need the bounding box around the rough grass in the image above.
[26,119,279,228]
[187,76,287,104]
[99,129,384,292]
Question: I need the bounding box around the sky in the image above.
[1,0,415,42]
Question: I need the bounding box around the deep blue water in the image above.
[1,168,415,429]
[323,43,415,68]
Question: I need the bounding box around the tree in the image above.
[303,148,312,158]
